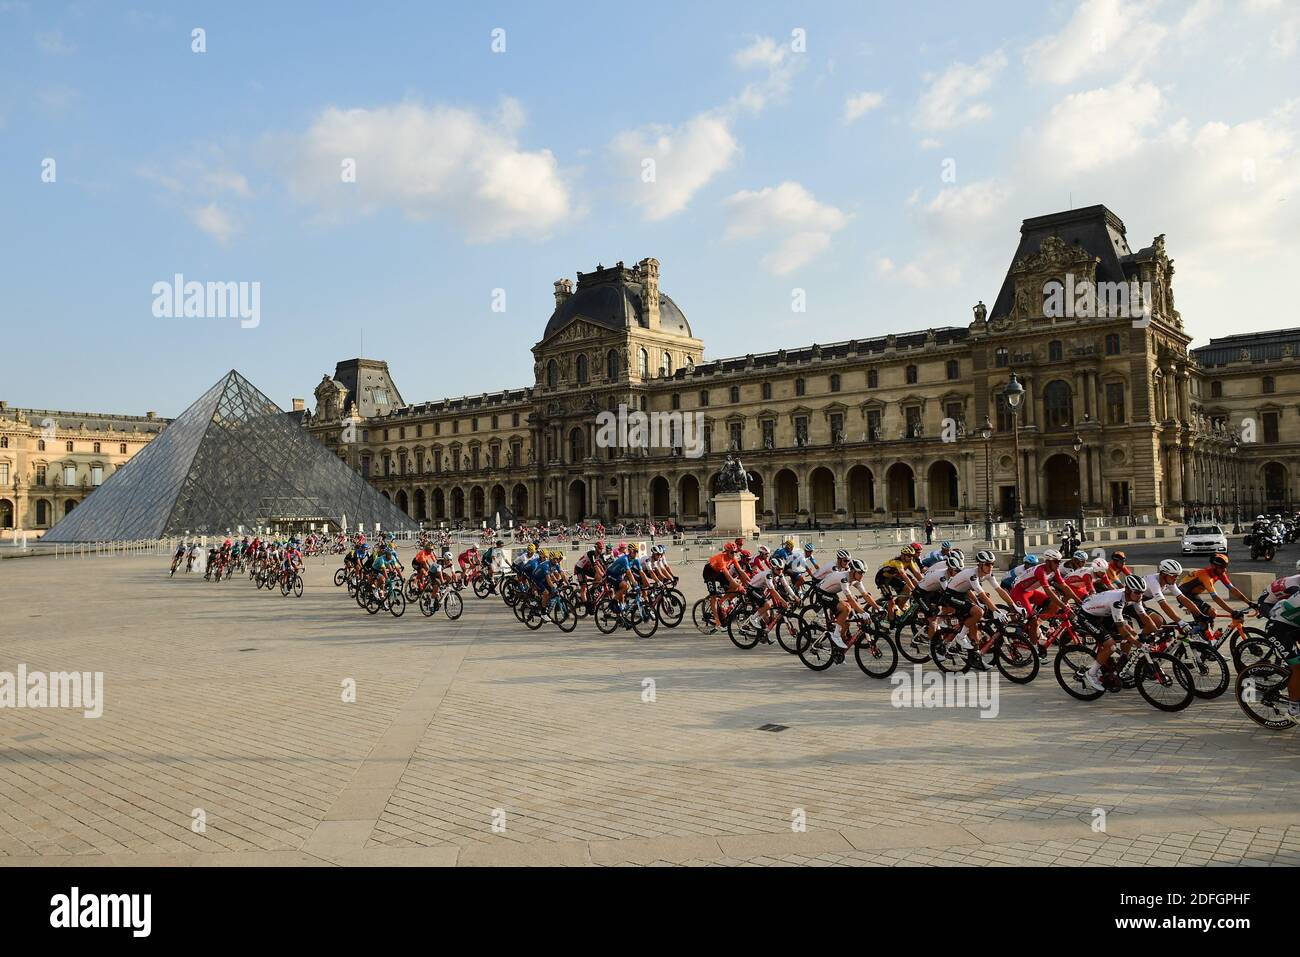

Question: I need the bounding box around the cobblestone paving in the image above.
[1,551,1296,866]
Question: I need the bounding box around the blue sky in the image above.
[3,0,1298,415]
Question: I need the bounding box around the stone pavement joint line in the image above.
[1,553,1298,866]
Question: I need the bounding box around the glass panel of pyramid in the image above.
[42,370,418,541]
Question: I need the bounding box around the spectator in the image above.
[925,517,935,545]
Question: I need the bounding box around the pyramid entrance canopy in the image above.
[43,370,418,541]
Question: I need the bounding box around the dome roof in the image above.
[542,262,691,340]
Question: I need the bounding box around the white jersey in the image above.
[813,562,845,585]
[945,566,989,595]
[1011,565,1041,589]
[917,562,950,593]
[1062,562,1093,584]
[1263,573,1300,606]
[1140,573,1178,604]
[748,567,773,590]
[1082,587,1139,623]
[817,569,850,594]
[785,553,810,575]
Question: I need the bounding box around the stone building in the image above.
[0,402,167,535]
[298,205,1246,528]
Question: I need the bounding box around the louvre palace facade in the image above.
[296,204,1291,529]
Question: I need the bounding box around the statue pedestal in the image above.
[711,490,759,538]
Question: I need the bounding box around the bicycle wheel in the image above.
[797,621,838,672]
[1236,663,1298,730]
[691,598,717,635]
[994,631,1040,684]
[443,590,464,621]
[854,631,898,679]
[388,591,406,618]
[1170,640,1228,700]
[656,589,686,628]
[1054,642,1104,701]
[632,603,658,640]
[894,617,932,664]
[473,575,491,599]
[594,598,621,635]
[727,599,762,650]
[523,598,545,631]
[929,631,971,675]
[1232,627,1276,671]
[365,596,381,615]
[1134,651,1194,712]
[293,575,304,598]
[418,592,434,617]
[280,577,291,597]
[551,597,577,633]
[333,568,347,587]
[775,613,803,655]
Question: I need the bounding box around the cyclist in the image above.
[1100,550,1132,590]
[941,550,1013,669]
[606,542,651,611]
[1262,591,1300,716]
[1080,574,1168,692]
[1010,549,1076,651]
[921,540,954,568]
[1176,553,1255,620]
[771,537,797,564]
[875,545,921,620]
[1000,553,1038,592]
[1138,559,1211,627]
[812,549,853,589]
[704,542,749,627]
[411,541,437,593]
[646,544,675,585]
[817,558,878,650]
[457,543,480,583]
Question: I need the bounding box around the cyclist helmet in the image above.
[849,559,866,573]
[1024,554,1040,566]
[757,544,770,556]
[911,542,923,553]
[975,549,995,564]
[1072,550,1088,562]
[769,556,786,571]
[1041,548,1062,562]
[595,540,606,550]
[1110,550,1127,562]
[783,538,795,550]
[945,555,963,570]
[1210,553,1228,567]
[1157,559,1183,576]
[723,542,737,554]
[940,540,952,549]
[836,548,851,561]
[653,544,666,556]
[628,543,639,554]
[527,543,537,555]
[803,543,815,554]
[949,548,964,564]
[1123,574,1146,593]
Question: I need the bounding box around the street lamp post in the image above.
[1231,437,1241,533]
[979,416,993,543]
[1072,431,1085,542]
[1004,374,1026,564]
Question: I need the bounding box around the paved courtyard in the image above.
[1,549,1298,867]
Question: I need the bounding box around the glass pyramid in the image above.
[43,370,418,541]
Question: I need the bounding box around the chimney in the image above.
[639,257,660,330]
[553,278,573,308]
[292,398,306,412]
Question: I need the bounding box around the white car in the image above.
[1181,523,1228,555]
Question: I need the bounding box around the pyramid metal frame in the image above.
[42,370,418,541]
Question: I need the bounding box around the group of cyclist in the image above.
[697,536,1300,714]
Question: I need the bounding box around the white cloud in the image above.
[914,51,1006,130]
[724,181,850,275]
[190,203,237,244]
[1025,0,1166,85]
[285,99,570,242]
[36,29,75,54]
[612,113,739,221]
[1032,80,1163,175]
[876,254,961,289]
[843,91,885,124]
[731,34,803,115]
[733,36,787,71]
[918,137,942,149]
[923,180,1010,234]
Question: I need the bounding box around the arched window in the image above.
[546,359,558,389]
[945,359,959,380]
[606,349,619,380]
[576,354,588,385]
[661,352,672,377]
[1049,340,1063,362]
[65,441,74,452]
[1043,380,1073,431]
[905,365,918,384]
[639,348,649,379]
